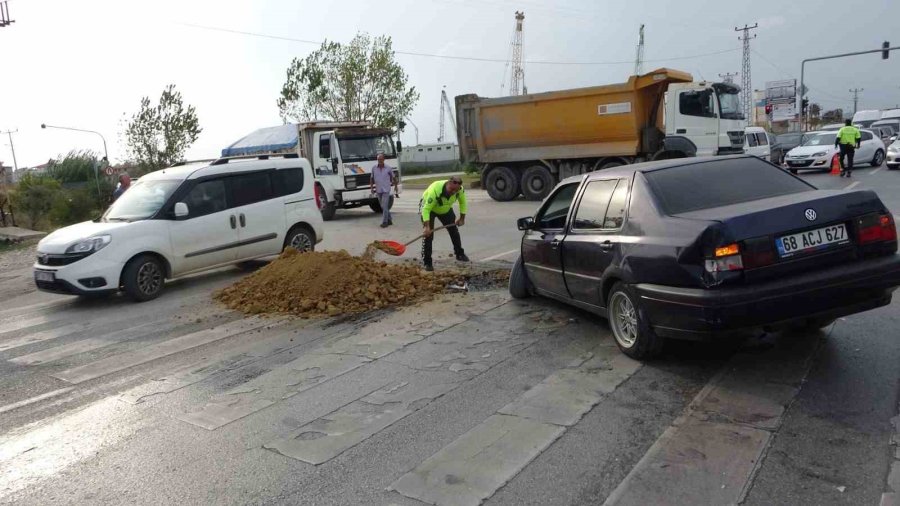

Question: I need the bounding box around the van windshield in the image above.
[337,135,396,162]
[103,180,181,222]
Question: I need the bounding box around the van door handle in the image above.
[549,240,561,249]
[599,241,614,252]
[676,128,687,134]
[239,213,246,227]
[229,215,237,229]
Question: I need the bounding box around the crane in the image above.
[438,87,458,143]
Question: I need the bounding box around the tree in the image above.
[124,84,201,172]
[46,150,99,183]
[809,103,821,120]
[822,108,844,123]
[277,33,419,130]
[10,173,62,230]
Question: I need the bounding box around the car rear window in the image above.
[644,158,814,215]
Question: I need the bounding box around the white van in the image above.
[33,154,324,301]
[852,110,882,127]
[743,126,771,160]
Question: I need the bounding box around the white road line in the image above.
[480,248,519,262]
[845,181,861,190]
[0,387,74,415]
[870,167,884,176]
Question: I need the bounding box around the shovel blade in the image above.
[376,240,406,256]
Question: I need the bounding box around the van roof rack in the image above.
[210,153,300,165]
[170,158,216,167]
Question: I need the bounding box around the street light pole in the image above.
[40,123,108,202]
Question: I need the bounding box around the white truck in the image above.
[222,121,402,220]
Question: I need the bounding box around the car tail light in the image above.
[705,243,744,273]
[741,236,777,269]
[857,213,897,245]
[314,184,324,210]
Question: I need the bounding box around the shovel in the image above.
[375,224,457,256]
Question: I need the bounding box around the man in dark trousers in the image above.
[835,120,861,177]
[419,175,469,272]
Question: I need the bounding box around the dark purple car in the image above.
[509,156,900,359]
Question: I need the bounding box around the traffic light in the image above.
[801,98,809,111]
[765,104,772,115]
[883,41,890,60]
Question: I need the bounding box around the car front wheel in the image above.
[607,282,664,359]
[872,149,885,167]
[122,254,165,302]
[284,226,314,252]
[508,255,532,299]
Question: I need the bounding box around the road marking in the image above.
[603,333,822,506]
[50,317,281,384]
[265,378,459,465]
[845,181,861,190]
[178,352,369,430]
[480,248,519,262]
[870,167,884,175]
[0,322,93,352]
[391,345,639,506]
[0,387,74,415]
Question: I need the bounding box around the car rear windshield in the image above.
[644,158,814,215]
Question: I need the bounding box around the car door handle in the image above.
[549,240,561,249]
[229,215,237,229]
[599,241,614,252]
[239,213,246,227]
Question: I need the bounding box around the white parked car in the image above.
[743,126,771,160]
[783,129,886,174]
[888,140,900,170]
[34,155,324,301]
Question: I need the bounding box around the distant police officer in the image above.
[835,120,861,177]
[419,176,469,272]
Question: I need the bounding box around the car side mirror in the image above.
[174,202,189,219]
[517,216,535,231]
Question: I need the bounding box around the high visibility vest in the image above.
[837,126,861,145]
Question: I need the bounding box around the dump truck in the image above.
[455,68,746,201]
[222,121,402,220]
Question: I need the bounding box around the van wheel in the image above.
[122,255,165,302]
[520,166,555,201]
[369,196,394,213]
[508,255,532,299]
[284,226,314,252]
[871,149,885,167]
[485,166,520,201]
[607,282,664,359]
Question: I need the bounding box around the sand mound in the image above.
[215,249,465,317]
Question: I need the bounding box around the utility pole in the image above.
[1,129,18,171]
[634,24,645,75]
[0,1,15,28]
[849,88,863,114]
[509,11,525,96]
[735,24,758,124]
[718,72,738,85]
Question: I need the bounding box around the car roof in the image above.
[138,156,309,182]
[560,155,766,185]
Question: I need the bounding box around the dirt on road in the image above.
[215,249,509,318]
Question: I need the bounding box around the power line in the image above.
[751,49,849,103]
[176,22,741,66]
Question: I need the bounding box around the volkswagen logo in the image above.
[804,209,817,221]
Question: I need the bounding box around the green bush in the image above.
[463,163,479,175]
[50,186,101,226]
[46,150,101,183]
[10,173,62,230]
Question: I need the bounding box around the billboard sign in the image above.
[766,79,797,105]
[772,102,796,121]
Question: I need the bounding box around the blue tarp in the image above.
[221,124,298,157]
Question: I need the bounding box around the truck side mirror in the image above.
[174,202,189,220]
[396,140,402,152]
[517,216,535,230]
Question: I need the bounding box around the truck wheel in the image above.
[485,166,519,201]
[607,282,664,359]
[315,184,336,221]
[599,160,625,170]
[508,255,532,299]
[520,165,555,201]
[369,196,394,213]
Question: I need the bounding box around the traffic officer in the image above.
[419,175,469,271]
[835,119,861,177]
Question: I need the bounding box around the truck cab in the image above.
[664,81,746,157]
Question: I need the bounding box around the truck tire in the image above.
[599,160,625,170]
[369,196,394,213]
[484,166,520,201]
[520,165,555,201]
[508,255,532,299]
[315,184,336,221]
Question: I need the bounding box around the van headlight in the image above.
[66,235,111,255]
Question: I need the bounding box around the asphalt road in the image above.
[0,165,898,505]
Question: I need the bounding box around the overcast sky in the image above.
[2,0,899,168]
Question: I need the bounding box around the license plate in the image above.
[34,271,55,282]
[777,224,849,257]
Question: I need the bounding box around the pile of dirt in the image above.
[216,249,470,317]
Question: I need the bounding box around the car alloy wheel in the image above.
[137,261,163,296]
[609,291,638,349]
[289,230,313,252]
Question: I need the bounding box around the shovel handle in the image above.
[404,224,457,246]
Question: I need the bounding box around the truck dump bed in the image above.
[456,68,693,164]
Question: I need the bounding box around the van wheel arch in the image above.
[119,252,171,288]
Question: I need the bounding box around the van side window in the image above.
[229,172,273,207]
[274,168,304,196]
[747,134,758,147]
[680,90,715,118]
[319,134,332,159]
[184,179,228,218]
[756,133,768,145]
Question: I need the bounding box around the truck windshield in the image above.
[337,135,396,162]
[103,180,181,222]
[717,91,743,120]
